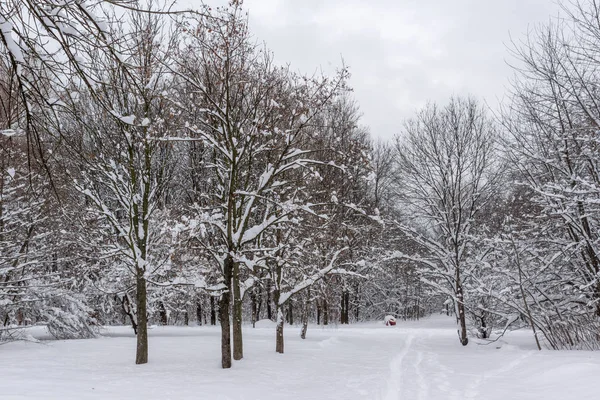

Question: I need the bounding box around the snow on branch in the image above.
[278,247,347,305]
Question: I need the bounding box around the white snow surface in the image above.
[1,315,599,399]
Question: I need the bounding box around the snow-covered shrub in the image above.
[41,293,98,340]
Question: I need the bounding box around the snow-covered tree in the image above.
[499,0,600,348]
[393,97,499,345]
[170,3,351,367]
[46,7,183,364]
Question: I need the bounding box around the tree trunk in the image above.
[288,302,294,325]
[135,272,148,364]
[266,280,273,320]
[196,298,203,326]
[300,290,310,339]
[210,296,216,326]
[158,301,168,325]
[455,271,468,346]
[596,282,600,318]
[340,293,345,324]
[323,299,329,326]
[316,301,321,325]
[345,291,350,323]
[232,261,243,360]
[219,291,232,368]
[219,256,233,369]
[276,307,284,353]
[340,291,350,324]
[256,287,262,321]
[274,278,284,353]
[250,290,257,328]
[354,283,360,321]
[120,293,137,334]
[479,316,487,339]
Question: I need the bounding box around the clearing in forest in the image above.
[0,315,598,399]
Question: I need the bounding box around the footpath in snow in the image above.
[1,315,599,399]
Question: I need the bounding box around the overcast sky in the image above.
[204,0,563,140]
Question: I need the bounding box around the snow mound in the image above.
[254,319,276,329]
[532,363,600,385]
[318,336,341,348]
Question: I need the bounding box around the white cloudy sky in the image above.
[200,0,563,140]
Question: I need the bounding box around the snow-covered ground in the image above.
[1,315,599,399]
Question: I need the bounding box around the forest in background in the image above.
[1,0,600,368]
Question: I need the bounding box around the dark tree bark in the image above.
[255,287,262,321]
[300,290,310,339]
[340,291,350,324]
[345,291,350,323]
[340,294,345,324]
[274,276,284,353]
[219,256,233,368]
[210,296,216,326]
[135,272,148,364]
[196,298,203,326]
[232,261,243,360]
[479,316,487,339]
[119,293,137,334]
[456,270,468,346]
[323,299,329,326]
[288,302,294,325]
[354,283,360,321]
[250,289,257,328]
[158,301,168,326]
[266,280,273,320]
[316,301,321,325]
[416,290,421,321]
[276,309,284,353]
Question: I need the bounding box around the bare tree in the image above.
[499,0,600,348]
[171,3,350,367]
[393,97,498,345]
[370,140,395,214]
[46,6,180,364]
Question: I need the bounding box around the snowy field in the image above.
[1,315,599,400]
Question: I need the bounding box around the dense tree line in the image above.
[1,0,599,369]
